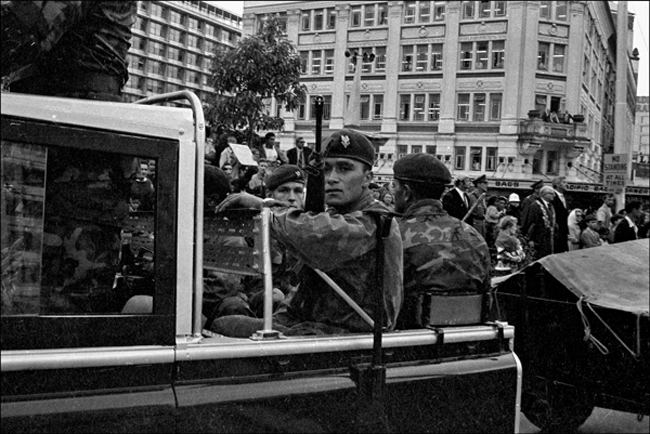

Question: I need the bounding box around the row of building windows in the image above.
[130,52,211,73]
[539,1,568,22]
[300,43,567,77]
[132,35,219,62]
[299,40,507,77]
[129,56,210,84]
[294,92,502,123]
[458,41,505,71]
[459,1,507,20]
[301,7,337,31]
[376,146,560,175]
[140,2,241,34]
[179,1,242,26]
[293,0,574,34]
[130,75,207,94]
[138,18,238,47]
[536,42,566,73]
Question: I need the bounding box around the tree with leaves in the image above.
[207,15,306,145]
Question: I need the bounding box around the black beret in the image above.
[323,129,375,167]
[393,153,452,185]
[204,165,231,200]
[531,179,544,190]
[472,174,487,185]
[369,182,380,190]
[265,164,306,191]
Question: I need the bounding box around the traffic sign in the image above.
[603,154,628,194]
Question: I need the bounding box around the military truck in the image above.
[1,91,521,433]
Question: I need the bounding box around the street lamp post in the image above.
[344,49,375,129]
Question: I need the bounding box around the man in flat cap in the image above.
[211,129,403,336]
[393,154,491,329]
[468,174,489,237]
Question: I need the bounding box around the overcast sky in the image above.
[211,1,649,96]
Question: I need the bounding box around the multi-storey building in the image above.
[243,1,643,203]
[633,95,649,186]
[124,1,243,104]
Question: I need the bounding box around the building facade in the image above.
[633,95,649,186]
[243,1,642,201]
[124,1,243,104]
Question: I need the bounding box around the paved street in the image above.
[520,408,649,433]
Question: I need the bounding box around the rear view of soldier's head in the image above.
[392,153,451,213]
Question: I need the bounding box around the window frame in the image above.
[470,147,483,171]
[455,146,467,170]
[1,117,178,350]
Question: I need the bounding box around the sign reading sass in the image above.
[603,154,628,194]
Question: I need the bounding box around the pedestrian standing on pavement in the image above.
[506,193,521,223]
[392,153,490,329]
[551,176,569,253]
[2,1,137,101]
[469,175,489,238]
[520,180,544,229]
[613,201,643,243]
[258,132,289,166]
[596,194,615,232]
[567,208,585,251]
[522,186,557,260]
[485,196,507,249]
[442,175,472,222]
[286,137,313,170]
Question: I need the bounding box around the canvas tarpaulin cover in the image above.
[536,239,649,316]
[494,239,649,316]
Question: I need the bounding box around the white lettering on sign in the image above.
[495,181,520,188]
[603,154,628,194]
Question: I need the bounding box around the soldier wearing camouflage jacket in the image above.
[397,200,491,329]
[392,154,491,330]
[212,130,403,336]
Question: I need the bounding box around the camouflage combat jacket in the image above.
[2,1,136,87]
[269,192,403,332]
[398,199,491,298]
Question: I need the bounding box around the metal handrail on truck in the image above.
[134,91,206,339]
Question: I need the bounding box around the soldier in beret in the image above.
[239,165,309,318]
[392,154,491,329]
[211,129,403,337]
[265,164,306,209]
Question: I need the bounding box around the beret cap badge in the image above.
[341,135,351,148]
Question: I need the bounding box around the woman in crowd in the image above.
[567,208,585,251]
[381,192,395,211]
[485,195,507,249]
[495,216,526,272]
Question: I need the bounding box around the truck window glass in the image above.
[2,141,157,316]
